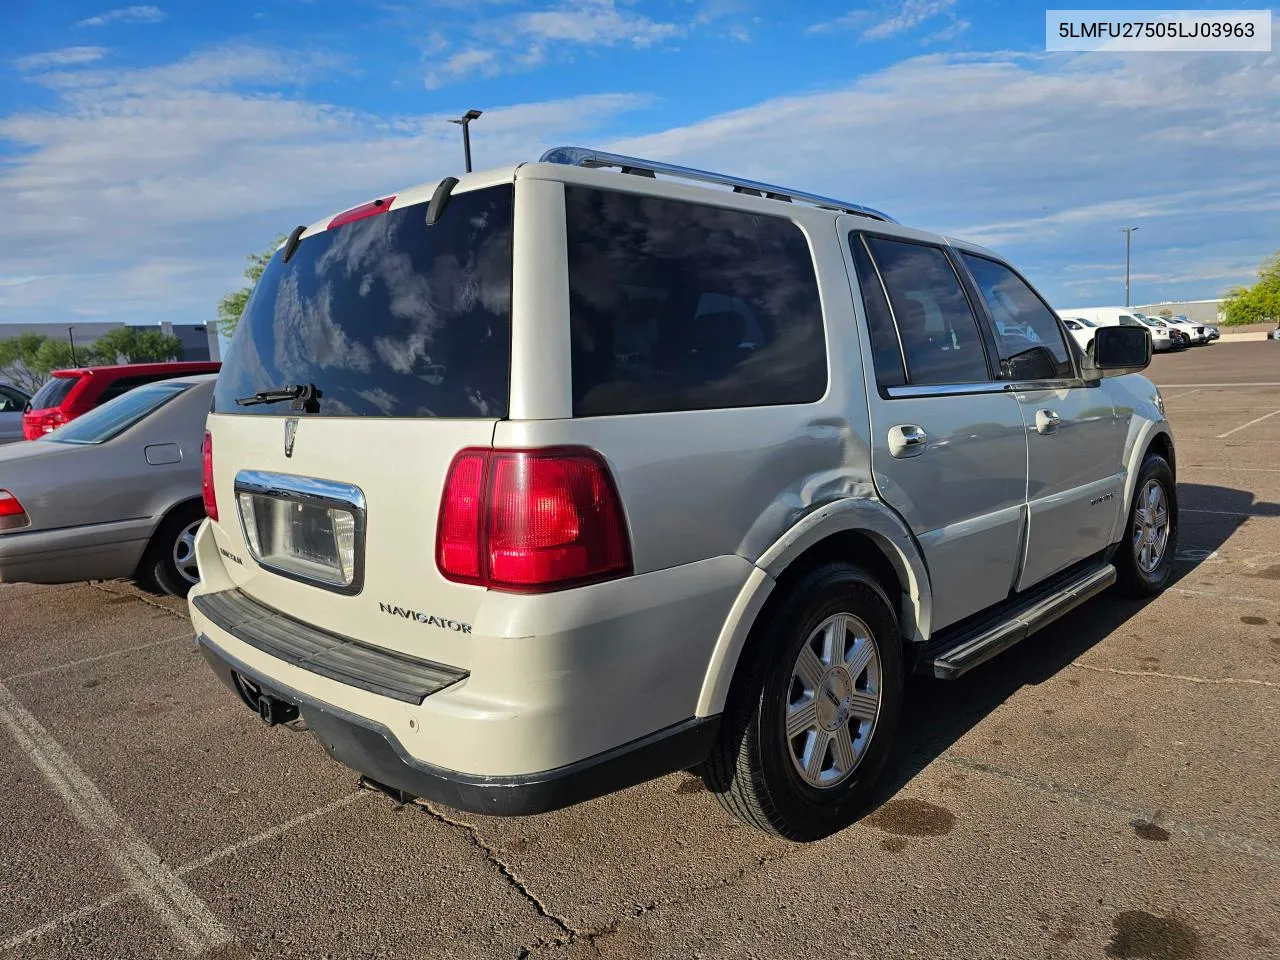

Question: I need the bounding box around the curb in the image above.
[1218,332,1270,343]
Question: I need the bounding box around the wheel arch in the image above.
[695,498,931,717]
[135,496,205,570]
[1111,420,1176,545]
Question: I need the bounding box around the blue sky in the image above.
[1,1,1277,328]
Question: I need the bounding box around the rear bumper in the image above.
[198,634,718,815]
[0,519,152,584]
[188,519,747,786]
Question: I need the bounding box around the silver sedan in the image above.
[0,374,214,596]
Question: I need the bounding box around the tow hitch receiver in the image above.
[358,775,418,807]
[231,672,300,727]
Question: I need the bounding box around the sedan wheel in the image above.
[172,520,202,586]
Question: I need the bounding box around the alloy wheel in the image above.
[1132,479,1170,575]
[784,613,882,789]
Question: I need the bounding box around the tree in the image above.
[93,326,183,363]
[0,333,82,393]
[216,235,284,336]
[1158,308,1173,318]
[1221,251,1280,326]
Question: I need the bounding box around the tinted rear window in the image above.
[565,186,826,417]
[29,375,80,410]
[213,186,513,418]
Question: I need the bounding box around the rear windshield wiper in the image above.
[235,383,323,413]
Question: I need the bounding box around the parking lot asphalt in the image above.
[2,340,1278,960]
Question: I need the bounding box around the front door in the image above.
[844,225,1029,630]
[956,252,1125,588]
[0,387,26,444]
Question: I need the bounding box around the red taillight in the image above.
[23,409,66,440]
[328,195,396,230]
[201,431,218,521]
[437,448,631,592]
[436,451,486,583]
[0,490,27,530]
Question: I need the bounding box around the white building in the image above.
[1133,299,1224,325]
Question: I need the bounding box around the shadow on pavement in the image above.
[870,481,1275,808]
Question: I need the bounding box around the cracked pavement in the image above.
[2,342,1278,959]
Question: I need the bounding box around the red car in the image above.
[22,362,221,439]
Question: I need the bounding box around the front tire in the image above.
[700,563,904,841]
[1115,453,1177,596]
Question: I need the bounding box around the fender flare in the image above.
[695,498,932,717]
[1111,421,1175,544]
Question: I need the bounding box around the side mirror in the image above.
[1005,345,1059,381]
[1085,325,1151,379]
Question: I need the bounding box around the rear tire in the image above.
[1114,454,1176,597]
[700,563,903,841]
[136,501,205,597]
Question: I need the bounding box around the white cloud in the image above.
[0,44,651,325]
[810,0,957,40]
[426,48,500,90]
[514,0,680,47]
[864,0,956,40]
[924,18,970,44]
[75,5,167,27]
[421,0,684,87]
[606,47,1280,304]
[3,38,1278,326]
[13,47,109,70]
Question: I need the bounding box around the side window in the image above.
[565,186,827,416]
[961,254,1073,380]
[849,233,906,388]
[863,236,991,386]
[0,392,15,412]
[1118,314,1143,328]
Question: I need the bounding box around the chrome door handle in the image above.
[888,424,928,458]
[1036,409,1062,434]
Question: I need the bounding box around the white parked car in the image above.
[1056,307,1177,352]
[1162,315,1211,344]
[1134,315,1183,352]
[191,146,1175,840]
[1059,316,1098,353]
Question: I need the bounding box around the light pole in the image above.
[67,326,78,366]
[449,109,482,173]
[1121,226,1139,307]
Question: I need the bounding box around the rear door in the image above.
[957,252,1125,588]
[844,226,1028,630]
[204,183,515,666]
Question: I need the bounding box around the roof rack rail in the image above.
[538,146,897,223]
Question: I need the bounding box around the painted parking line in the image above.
[2,633,191,682]
[1216,408,1280,439]
[1156,382,1280,388]
[1,790,370,954]
[0,681,230,956]
[1175,587,1280,607]
[1181,508,1278,518]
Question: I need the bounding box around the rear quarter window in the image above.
[565,186,827,416]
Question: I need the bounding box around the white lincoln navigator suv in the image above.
[190,147,1175,840]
